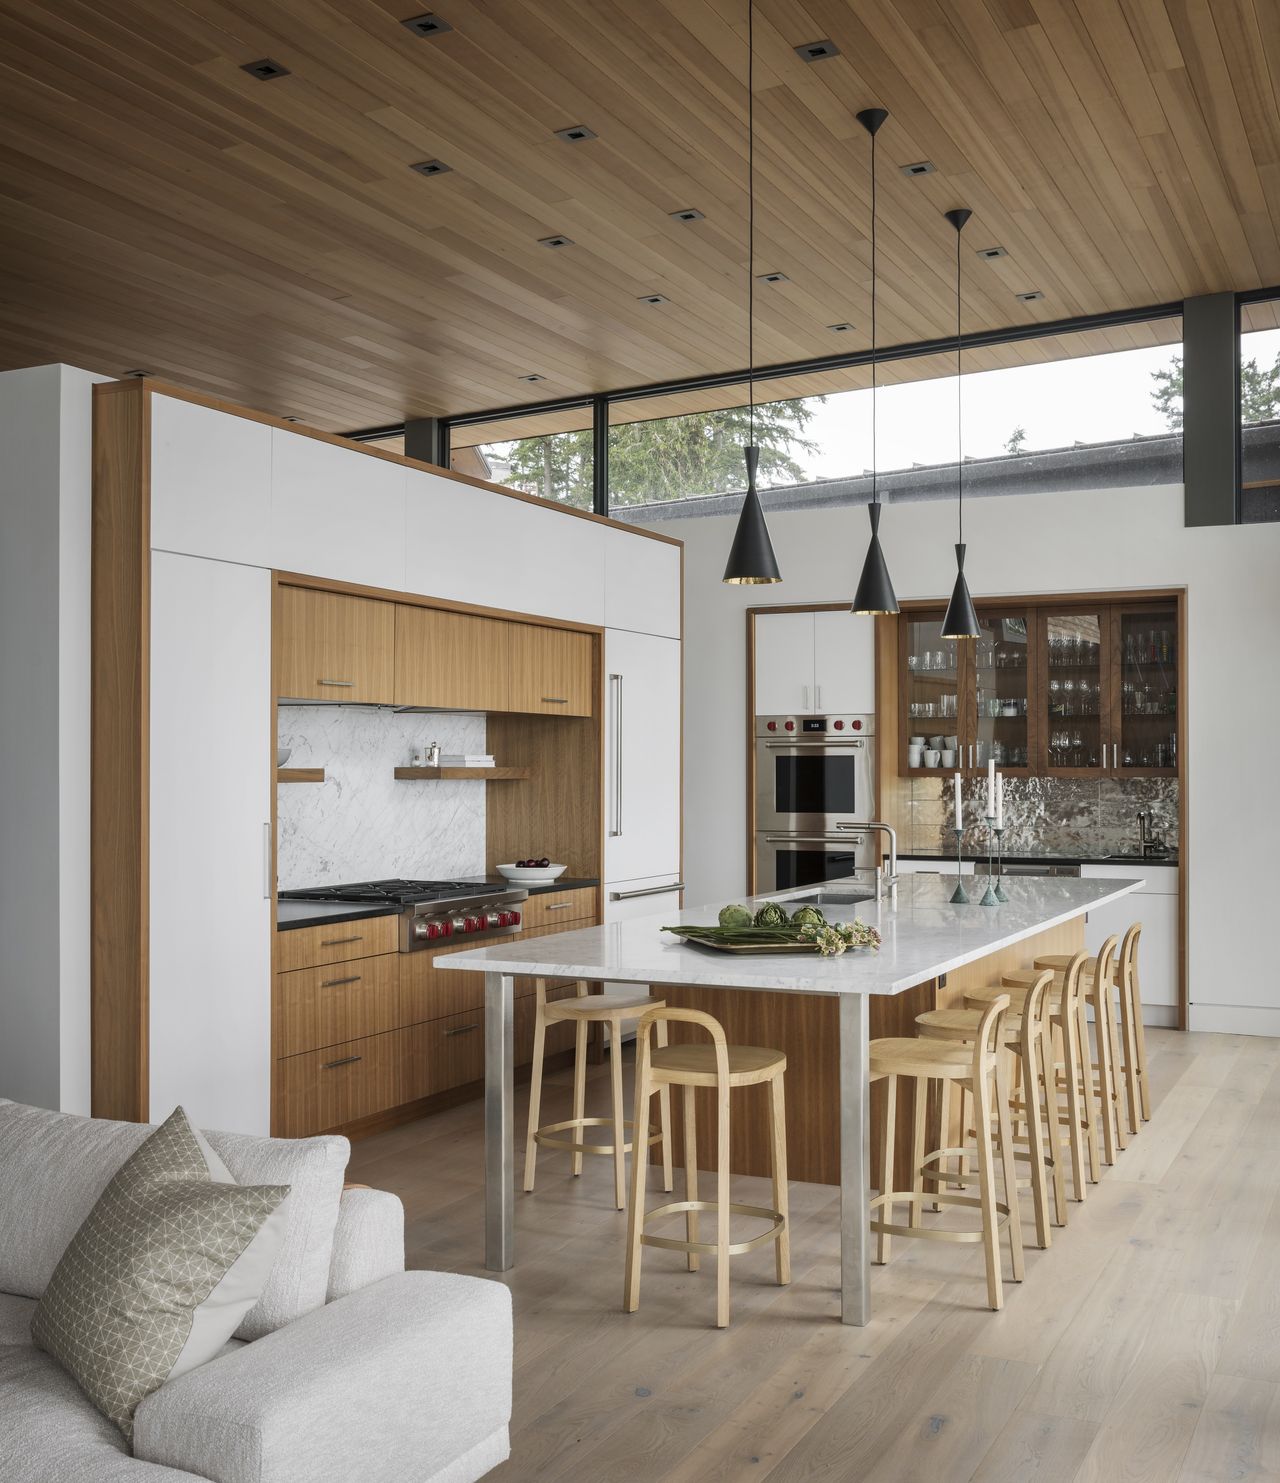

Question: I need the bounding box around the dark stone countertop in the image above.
[275,877,600,931]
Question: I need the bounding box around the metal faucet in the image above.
[860,822,898,903]
[1136,810,1167,858]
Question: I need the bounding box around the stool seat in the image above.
[544,992,664,1021]
[916,1007,1022,1043]
[1000,969,1068,995]
[870,1036,973,1079]
[650,1042,785,1088]
[1033,953,1114,983]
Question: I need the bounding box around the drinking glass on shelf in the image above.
[1062,678,1075,714]
[907,654,919,671]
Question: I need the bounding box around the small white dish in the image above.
[496,863,568,885]
[277,747,291,767]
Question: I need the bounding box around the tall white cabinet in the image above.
[149,553,273,1134]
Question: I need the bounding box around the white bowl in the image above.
[496,863,567,885]
[277,747,291,767]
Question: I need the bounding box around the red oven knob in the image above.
[784,720,795,731]
[833,719,844,730]
[766,721,777,731]
[852,718,863,730]
[509,909,521,927]
[424,921,441,941]
[466,915,484,933]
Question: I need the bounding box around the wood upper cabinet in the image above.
[507,623,594,716]
[276,586,395,703]
[393,605,510,711]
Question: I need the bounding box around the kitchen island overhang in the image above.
[445,873,1143,1325]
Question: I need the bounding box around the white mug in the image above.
[909,735,926,747]
[908,746,924,767]
[923,749,941,768]
[945,735,959,751]
[940,749,956,768]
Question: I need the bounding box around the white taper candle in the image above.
[954,771,962,831]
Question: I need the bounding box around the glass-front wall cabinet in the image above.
[897,596,1181,781]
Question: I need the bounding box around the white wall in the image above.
[0,365,104,1112]
[647,484,1280,1036]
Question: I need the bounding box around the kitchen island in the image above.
[445,872,1142,1325]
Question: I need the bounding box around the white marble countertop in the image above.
[442,873,1143,996]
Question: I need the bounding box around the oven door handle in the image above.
[762,739,865,749]
[764,835,866,845]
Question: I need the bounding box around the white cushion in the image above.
[0,1100,349,1340]
[326,1188,404,1302]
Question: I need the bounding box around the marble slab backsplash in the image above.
[276,707,487,888]
[904,775,1179,857]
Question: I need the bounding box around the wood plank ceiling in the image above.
[0,0,1277,434]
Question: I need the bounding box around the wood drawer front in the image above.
[394,605,510,712]
[276,586,395,704]
[401,1010,487,1101]
[276,914,399,973]
[521,888,598,932]
[399,942,487,1025]
[275,1029,402,1138]
[275,954,400,1059]
[507,624,594,716]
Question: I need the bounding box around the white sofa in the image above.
[0,1100,512,1483]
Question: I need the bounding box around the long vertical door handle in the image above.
[262,822,273,899]
[608,673,623,838]
[815,684,822,710]
[802,684,809,712]
[1113,742,1118,769]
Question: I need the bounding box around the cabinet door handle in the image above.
[263,823,272,900]
[815,684,822,710]
[610,882,687,901]
[608,673,623,838]
[318,678,354,687]
[321,975,362,988]
[1113,742,1118,768]
[322,1055,362,1070]
[802,684,810,712]
[444,1024,479,1037]
[541,696,568,704]
[320,935,363,946]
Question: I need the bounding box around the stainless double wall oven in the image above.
[754,714,876,892]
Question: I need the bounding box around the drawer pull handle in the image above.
[320,935,363,946]
[318,678,354,687]
[322,975,362,988]
[444,1024,480,1037]
[541,697,568,704]
[322,1055,362,1069]
[545,902,572,911]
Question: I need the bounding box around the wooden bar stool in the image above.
[916,970,1066,1248]
[1022,935,1126,1158]
[967,952,1093,1203]
[1116,923,1152,1127]
[870,995,1023,1312]
[624,1007,789,1329]
[523,979,673,1209]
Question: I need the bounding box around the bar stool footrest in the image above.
[870,1189,1014,1242]
[533,1115,662,1156]
[639,1199,785,1257]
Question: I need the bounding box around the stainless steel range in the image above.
[279,878,528,952]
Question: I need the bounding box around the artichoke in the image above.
[790,905,826,928]
[718,903,753,929]
[753,901,789,929]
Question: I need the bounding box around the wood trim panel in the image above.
[135,380,683,548]
[91,380,151,1122]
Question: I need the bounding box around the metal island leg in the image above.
[485,971,515,1271]
[839,992,871,1325]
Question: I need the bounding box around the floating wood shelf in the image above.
[278,767,326,783]
[394,766,531,781]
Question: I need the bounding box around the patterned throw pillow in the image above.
[31,1106,290,1439]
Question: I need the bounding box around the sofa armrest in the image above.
[132,1272,512,1483]
[326,1187,404,1301]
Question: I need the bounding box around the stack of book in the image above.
[439,753,495,768]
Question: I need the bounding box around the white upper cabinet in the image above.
[813,609,875,714]
[149,552,272,1135]
[602,525,681,638]
[754,609,876,715]
[270,429,406,591]
[403,466,605,624]
[753,611,815,714]
[604,628,682,886]
[150,395,272,566]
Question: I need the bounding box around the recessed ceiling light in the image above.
[281,415,302,423]
[401,13,452,37]
[1016,289,1045,302]
[123,369,151,378]
[977,245,1008,259]
[518,373,546,382]
[757,271,789,284]
[538,235,574,248]
[827,322,854,332]
[554,124,597,143]
[241,58,290,81]
[901,160,935,177]
[638,293,670,305]
[409,158,452,176]
[794,39,840,61]
[669,207,705,222]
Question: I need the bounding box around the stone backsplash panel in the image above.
[904,774,1179,856]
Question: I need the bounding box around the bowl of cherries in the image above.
[496,858,567,885]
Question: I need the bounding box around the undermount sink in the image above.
[782,886,877,908]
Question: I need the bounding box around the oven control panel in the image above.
[756,714,874,738]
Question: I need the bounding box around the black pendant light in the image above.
[940,206,980,640]
[723,0,781,585]
[851,107,899,616]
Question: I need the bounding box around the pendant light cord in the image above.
[870,125,878,508]
[747,0,755,448]
[955,219,963,544]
